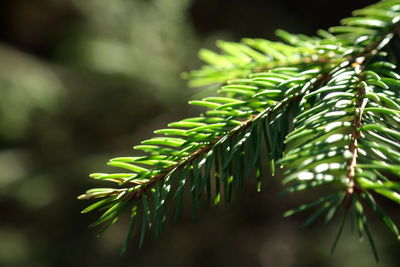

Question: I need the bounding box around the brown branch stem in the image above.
[346,62,367,195]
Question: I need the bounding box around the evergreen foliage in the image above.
[79,0,400,259]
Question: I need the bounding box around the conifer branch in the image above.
[79,0,400,258]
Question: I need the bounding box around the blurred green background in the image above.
[0,0,399,266]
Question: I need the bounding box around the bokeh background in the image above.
[1,0,399,266]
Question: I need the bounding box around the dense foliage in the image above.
[80,0,400,259]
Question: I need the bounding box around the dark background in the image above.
[1,0,399,267]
